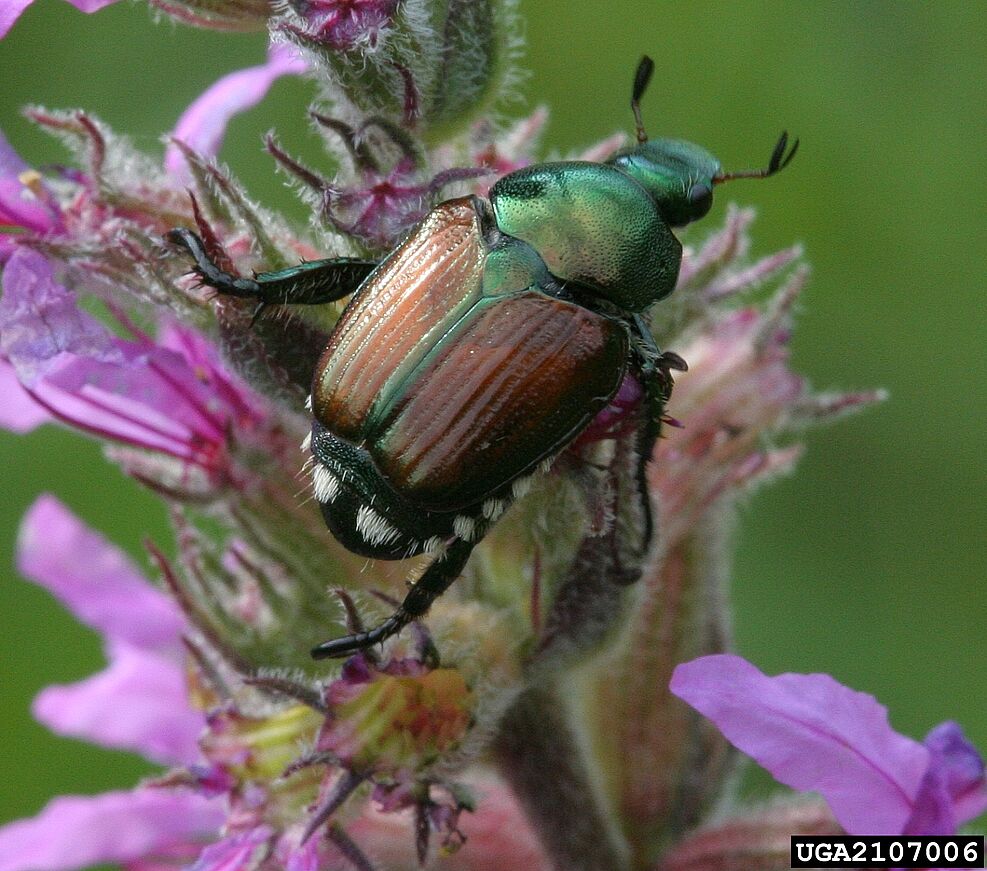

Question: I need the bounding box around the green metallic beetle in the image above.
[168,57,797,659]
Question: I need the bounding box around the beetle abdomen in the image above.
[309,423,465,559]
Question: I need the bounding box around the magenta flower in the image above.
[0,248,268,493]
[317,156,490,252]
[670,654,987,836]
[0,131,64,260]
[17,496,201,763]
[267,131,491,253]
[0,117,185,271]
[0,495,224,870]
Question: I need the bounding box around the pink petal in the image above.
[0,132,63,233]
[283,836,320,871]
[17,495,185,650]
[0,130,30,176]
[124,844,205,871]
[38,344,225,445]
[0,251,245,458]
[29,379,206,456]
[32,640,204,765]
[0,788,224,871]
[187,827,273,871]
[670,654,930,834]
[0,358,49,432]
[0,249,114,386]
[906,721,987,833]
[65,0,120,12]
[0,233,17,263]
[902,765,956,836]
[0,0,34,39]
[157,322,259,421]
[0,178,55,232]
[927,722,987,821]
[165,44,308,179]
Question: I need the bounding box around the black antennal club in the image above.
[631,55,655,144]
[714,130,800,184]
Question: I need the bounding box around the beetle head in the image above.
[609,56,798,228]
[609,138,721,228]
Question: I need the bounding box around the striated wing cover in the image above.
[312,197,488,439]
[312,195,629,511]
[373,291,628,510]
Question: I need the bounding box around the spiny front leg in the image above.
[167,228,378,307]
[311,539,475,660]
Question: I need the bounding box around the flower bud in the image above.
[277,0,521,141]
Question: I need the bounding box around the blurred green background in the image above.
[1,0,984,839]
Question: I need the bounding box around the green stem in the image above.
[493,683,630,871]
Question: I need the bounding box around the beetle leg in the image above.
[310,539,475,660]
[631,313,661,361]
[167,228,378,306]
[623,381,662,557]
[627,316,687,551]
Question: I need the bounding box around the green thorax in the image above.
[489,161,682,312]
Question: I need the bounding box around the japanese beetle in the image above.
[168,56,797,659]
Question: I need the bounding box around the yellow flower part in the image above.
[202,703,324,782]
[324,667,473,773]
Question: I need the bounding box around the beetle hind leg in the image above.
[311,539,476,660]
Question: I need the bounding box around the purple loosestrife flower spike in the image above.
[0,7,918,869]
